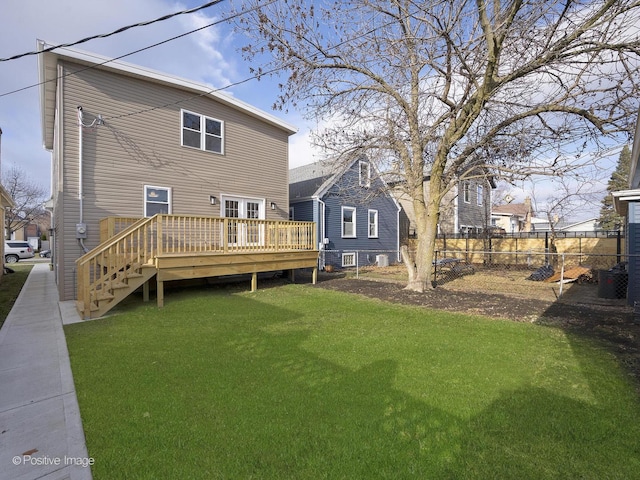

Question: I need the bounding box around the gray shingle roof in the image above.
[289,162,342,199]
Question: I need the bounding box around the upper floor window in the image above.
[181,110,224,154]
[477,185,484,206]
[359,161,371,187]
[368,209,378,238]
[342,206,356,238]
[144,185,171,217]
[463,182,470,203]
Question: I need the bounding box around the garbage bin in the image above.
[598,269,628,299]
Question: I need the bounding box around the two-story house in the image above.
[38,41,318,318]
[289,158,405,269]
[392,174,495,237]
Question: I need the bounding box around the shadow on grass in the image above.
[68,286,640,479]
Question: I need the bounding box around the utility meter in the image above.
[76,223,87,239]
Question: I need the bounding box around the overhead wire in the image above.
[0,0,275,99]
[105,4,412,121]
[1,0,420,121]
[0,0,226,62]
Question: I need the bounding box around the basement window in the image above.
[342,252,356,267]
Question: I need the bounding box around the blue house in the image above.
[289,158,406,269]
[613,106,640,306]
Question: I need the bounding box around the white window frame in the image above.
[181,109,224,154]
[342,252,356,267]
[368,209,378,238]
[359,161,371,187]
[342,206,357,238]
[477,184,483,206]
[144,185,171,217]
[463,182,470,203]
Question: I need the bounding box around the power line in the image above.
[0,0,275,99]
[106,63,289,121]
[0,0,226,62]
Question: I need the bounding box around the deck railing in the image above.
[157,215,315,254]
[78,215,316,315]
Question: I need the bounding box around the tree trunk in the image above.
[403,190,441,292]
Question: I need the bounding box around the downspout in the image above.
[395,204,400,262]
[77,107,102,253]
[318,198,326,247]
[77,108,84,223]
[454,185,459,233]
[77,107,88,253]
[317,197,326,269]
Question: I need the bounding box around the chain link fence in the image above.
[320,248,634,300]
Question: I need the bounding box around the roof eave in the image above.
[36,40,298,138]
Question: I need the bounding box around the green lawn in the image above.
[65,283,640,479]
[0,264,33,329]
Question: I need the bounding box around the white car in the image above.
[4,242,35,263]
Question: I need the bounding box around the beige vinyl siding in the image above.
[57,60,291,300]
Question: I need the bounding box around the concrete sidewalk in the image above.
[0,264,91,480]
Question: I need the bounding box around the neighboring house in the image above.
[8,219,42,249]
[559,218,600,232]
[38,42,317,317]
[491,197,534,233]
[392,174,495,237]
[289,158,405,268]
[613,105,640,306]
[528,217,600,233]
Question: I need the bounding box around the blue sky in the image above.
[0,0,620,220]
[0,0,320,195]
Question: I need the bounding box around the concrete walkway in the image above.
[0,264,91,480]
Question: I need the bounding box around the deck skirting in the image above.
[156,250,319,281]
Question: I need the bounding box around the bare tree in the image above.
[234,0,640,291]
[1,166,48,240]
[529,175,602,256]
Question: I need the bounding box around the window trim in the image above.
[181,109,224,155]
[477,184,483,206]
[144,185,171,217]
[368,209,378,238]
[342,252,356,267]
[342,206,357,238]
[463,182,470,203]
[359,161,371,187]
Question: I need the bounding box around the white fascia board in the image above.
[612,189,640,216]
[37,40,298,135]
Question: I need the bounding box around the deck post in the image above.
[290,269,296,283]
[312,267,317,285]
[251,272,257,292]
[143,280,149,302]
[157,278,164,308]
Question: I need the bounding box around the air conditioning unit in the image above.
[376,254,389,267]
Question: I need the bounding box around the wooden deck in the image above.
[77,215,318,319]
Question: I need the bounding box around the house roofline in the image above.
[629,105,640,189]
[612,189,640,216]
[0,184,14,208]
[38,40,297,149]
